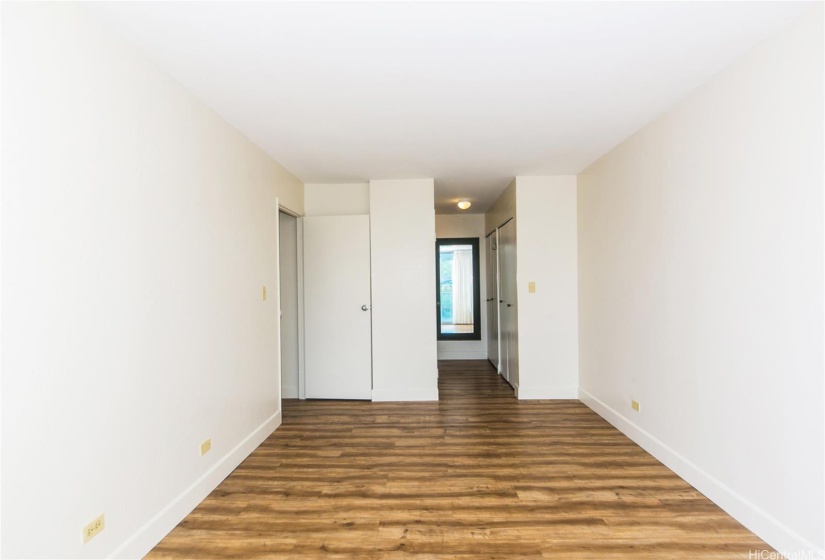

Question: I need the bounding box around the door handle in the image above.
[361,305,370,311]
[507,304,512,307]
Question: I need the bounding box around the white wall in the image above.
[279,213,299,398]
[435,214,488,360]
[370,179,439,401]
[483,176,579,398]
[1,4,303,558]
[305,180,440,395]
[515,176,579,399]
[577,6,823,556]
[304,182,369,216]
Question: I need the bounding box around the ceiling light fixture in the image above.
[457,201,471,210]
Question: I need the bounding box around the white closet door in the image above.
[499,219,519,390]
[486,231,500,371]
[303,215,372,400]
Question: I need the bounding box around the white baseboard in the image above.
[579,388,823,558]
[109,410,282,559]
[372,387,439,402]
[282,384,299,399]
[517,385,578,399]
[437,351,488,360]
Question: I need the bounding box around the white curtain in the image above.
[452,249,474,325]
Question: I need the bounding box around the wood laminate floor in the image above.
[147,360,775,559]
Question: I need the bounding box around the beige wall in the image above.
[577,5,823,554]
[1,3,303,558]
[485,179,516,235]
[436,213,485,238]
[304,182,369,216]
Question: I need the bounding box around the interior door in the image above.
[486,231,499,371]
[303,215,372,400]
[499,219,518,390]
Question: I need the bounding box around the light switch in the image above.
[528,281,536,293]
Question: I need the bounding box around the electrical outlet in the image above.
[200,438,212,456]
[631,400,640,412]
[528,281,536,293]
[82,514,105,544]
[262,286,267,301]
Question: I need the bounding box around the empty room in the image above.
[1,1,823,559]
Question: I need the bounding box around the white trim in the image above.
[494,228,502,375]
[281,384,299,399]
[109,411,282,559]
[277,204,302,219]
[275,199,283,409]
[296,217,306,400]
[579,388,824,558]
[517,385,578,400]
[372,387,439,402]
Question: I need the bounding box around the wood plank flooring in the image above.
[147,360,775,559]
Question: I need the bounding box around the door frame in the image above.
[296,216,306,399]
[498,217,518,392]
[276,203,305,401]
[485,229,501,373]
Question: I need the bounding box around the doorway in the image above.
[279,211,300,399]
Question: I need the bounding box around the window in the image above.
[436,238,481,340]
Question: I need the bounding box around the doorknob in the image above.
[507,304,512,307]
[361,305,370,311]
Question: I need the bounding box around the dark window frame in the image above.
[435,237,481,341]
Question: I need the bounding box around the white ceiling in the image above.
[86,1,812,214]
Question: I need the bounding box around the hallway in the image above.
[148,361,771,558]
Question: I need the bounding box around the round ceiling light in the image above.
[457,201,471,210]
